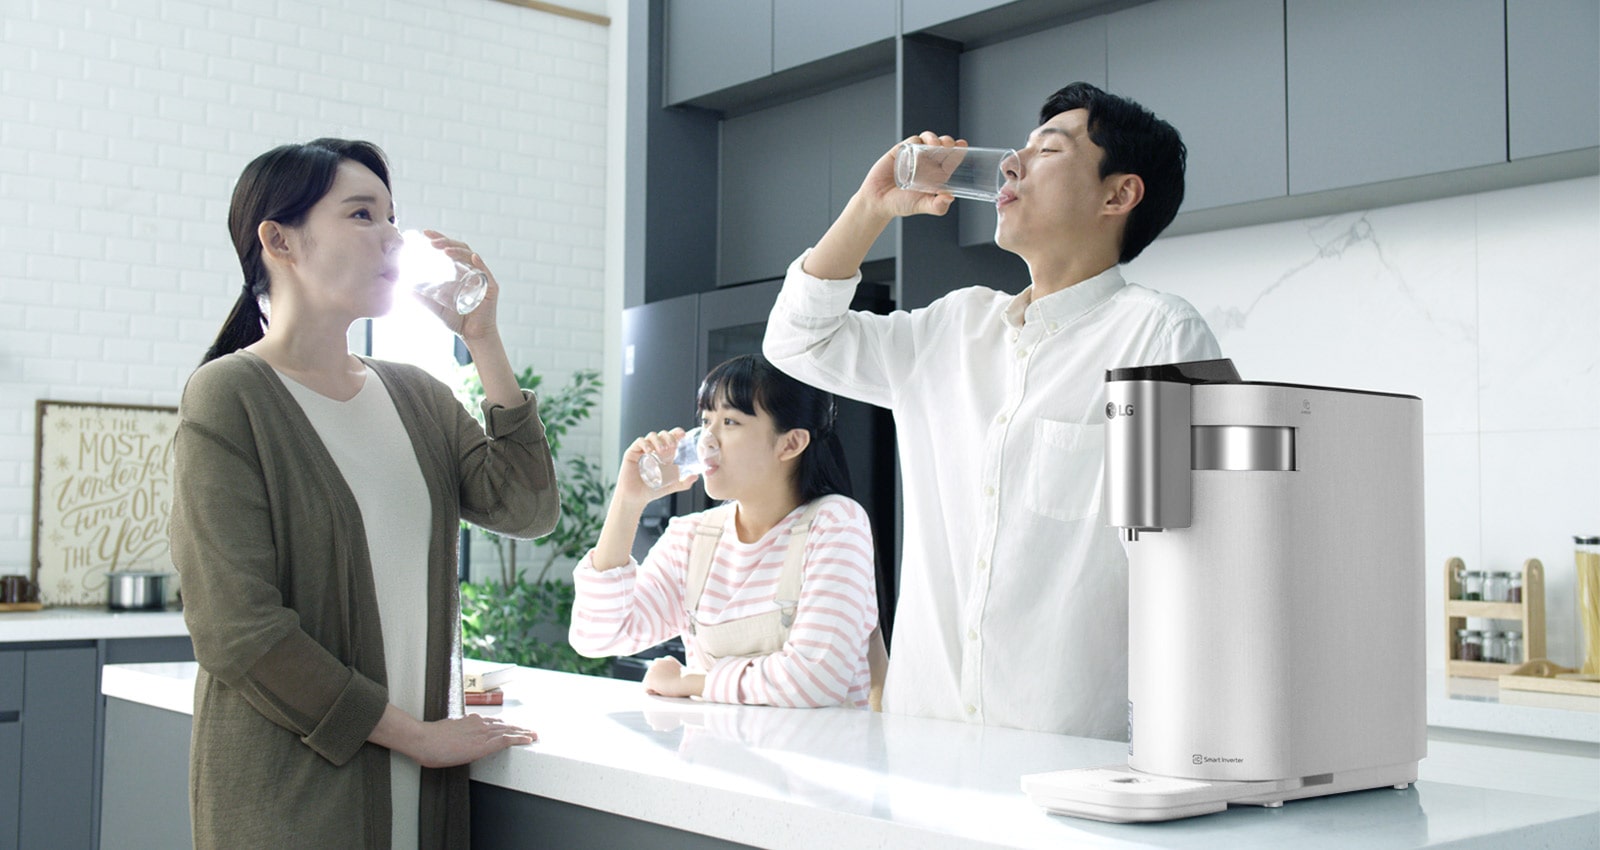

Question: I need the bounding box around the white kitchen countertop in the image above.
[104,661,1600,850]
[1427,668,1600,744]
[0,606,188,643]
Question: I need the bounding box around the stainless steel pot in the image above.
[107,571,171,611]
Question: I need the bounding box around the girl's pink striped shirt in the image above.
[570,494,878,708]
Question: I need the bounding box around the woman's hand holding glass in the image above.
[400,229,499,340]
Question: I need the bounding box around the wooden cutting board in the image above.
[0,602,44,612]
[1498,673,1600,698]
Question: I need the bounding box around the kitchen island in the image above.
[103,661,1598,850]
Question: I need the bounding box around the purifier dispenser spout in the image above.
[1103,359,1240,537]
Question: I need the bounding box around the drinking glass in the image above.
[639,427,716,489]
[396,229,488,314]
[894,143,1020,202]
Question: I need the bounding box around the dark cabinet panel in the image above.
[828,73,899,263]
[719,93,832,286]
[774,0,896,73]
[1108,0,1286,213]
[664,0,773,105]
[19,647,97,850]
[957,17,1106,246]
[0,652,18,850]
[100,699,193,850]
[1507,0,1600,159]
[1286,0,1506,194]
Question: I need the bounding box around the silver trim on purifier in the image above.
[1105,380,1193,531]
[1191,426,1296,471]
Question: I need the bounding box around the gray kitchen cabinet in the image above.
[902,0,998,32]
[721,75,897,285]
[664,0,773,105]
[100,699,192,850]
[19,647,97,850]
[719,92,832,286]
[773,0,896,73]
[828,73,898,263]
[0,653,20,850]
[1285,0,1506,194]
[956,17,1106,246]
[1107,0,1286,213]
[1507,0,1600,159]
[0,636,194,850]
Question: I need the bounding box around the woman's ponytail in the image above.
[199,284,267,366]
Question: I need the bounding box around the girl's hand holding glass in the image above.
[639,426,717,490]
[619,428,716,503]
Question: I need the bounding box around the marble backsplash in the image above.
[1125,175,1600,671]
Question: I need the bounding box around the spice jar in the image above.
[1485,571,1510,603]
[1462,570,1485,601]
[1481,630,1506,664]
[1456,628,1483,661]
[1507,571,1523,604]
[1504,630,1523,665]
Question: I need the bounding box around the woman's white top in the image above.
[278,367,431,850]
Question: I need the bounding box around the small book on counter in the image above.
[462,658,517,693]
[464,689,504,706]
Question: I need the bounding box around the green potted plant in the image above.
[456,366,612,677]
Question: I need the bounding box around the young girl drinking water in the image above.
[570,354,883,708]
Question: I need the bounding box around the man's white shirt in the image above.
[765,250,1222,738]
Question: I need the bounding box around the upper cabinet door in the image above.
[1507,0,1600,159]
[719,93,833,286]
[828,74,900,262]
[957,17,1107,246]
[1108,0,1286,213]
[665,0,773,105]
[902,0,1003,33]
[774,0,896,72]
[1286,0,1506,194]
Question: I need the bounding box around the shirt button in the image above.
[967,629,978,641]
[984,486,996,497]
[995,414,1008,424]
[1009,331,1019,343]
[1015,349,1028,359]
[966,704,978,716]
[977,558,988,571]
[1047,321,1059,332]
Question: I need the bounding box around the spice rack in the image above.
[1444,557,1545,679]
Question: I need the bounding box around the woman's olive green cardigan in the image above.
[170,352,558,849]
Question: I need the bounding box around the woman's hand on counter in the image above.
[369,704,537,768]
[643,656,705,699]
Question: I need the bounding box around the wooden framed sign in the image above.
[31,400,179,605]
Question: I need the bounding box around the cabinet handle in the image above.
[0,711,17,723]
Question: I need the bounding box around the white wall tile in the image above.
[1479,428,1600,669]
[1476,177,1600,433]
[1424,433,1481,672]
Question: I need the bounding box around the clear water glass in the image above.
[639,427,715,489]
[397,229,488,314]
[894,143,1020,202]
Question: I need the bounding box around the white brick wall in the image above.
[0,0,611,578]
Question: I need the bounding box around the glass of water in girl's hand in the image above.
[396,229,488,314]
[639,427,716,490]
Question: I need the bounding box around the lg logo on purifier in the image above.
[1106,403,1134,419]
